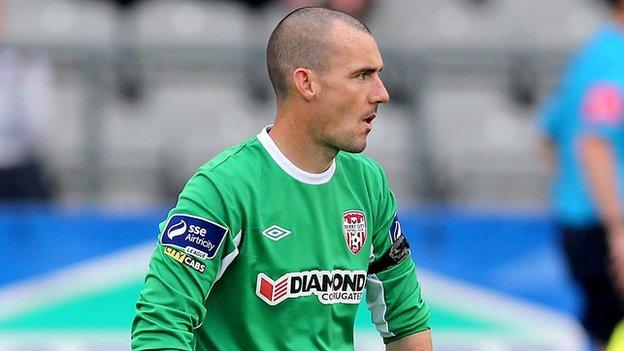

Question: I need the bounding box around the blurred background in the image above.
[0,0,614,350]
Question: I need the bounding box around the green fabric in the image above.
[0,280,502,335]
[131,131,429,351]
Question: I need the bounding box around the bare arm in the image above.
[579,136,622,225]
[386,329,432,351]
[579,135,624,294]
[539,138,556,175]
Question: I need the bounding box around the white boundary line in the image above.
[0,245,585,351]
[0,243,155,321]
[417,269,585,350]
[0,331,130,351]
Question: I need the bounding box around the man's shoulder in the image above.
[197,137,265,178]
[574,26,624,73]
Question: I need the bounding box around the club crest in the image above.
[342,210,367,255]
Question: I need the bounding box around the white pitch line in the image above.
[417,269,585,350]
[0,242,156,321]
[0,247,586,351]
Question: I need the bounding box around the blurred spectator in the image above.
[111,0,144,103]
[86,0,144,103]
[326,0,370,18]
[538,0,624,349]
[237,0,277,9]
[0,2,54,201]
[281,0,371,17]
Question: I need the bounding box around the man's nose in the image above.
[371,76,390,104]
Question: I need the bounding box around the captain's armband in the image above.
[368,235,410,275]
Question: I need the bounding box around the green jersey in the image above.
[131,126,430,350]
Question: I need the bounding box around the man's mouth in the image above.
[364,113,376,124]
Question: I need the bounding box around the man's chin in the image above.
[341,142,367,153]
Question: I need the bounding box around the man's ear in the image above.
[293,68,319,101]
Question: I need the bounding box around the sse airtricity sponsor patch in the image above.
[160,214,228,260]
[389,215,403,242]
[256,270,366,306]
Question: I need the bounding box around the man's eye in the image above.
[358,73,369,79]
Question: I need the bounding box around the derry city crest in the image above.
[342,210,367,255]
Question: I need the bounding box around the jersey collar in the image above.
[257,125,336,185]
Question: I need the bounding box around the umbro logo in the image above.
[262,225,291,241]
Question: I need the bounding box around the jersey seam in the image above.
[202,138,258,174]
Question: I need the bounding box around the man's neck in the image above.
[269,109,337,174]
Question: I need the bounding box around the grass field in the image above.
[0,242,584,351]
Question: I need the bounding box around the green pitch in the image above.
[0,245,584,350]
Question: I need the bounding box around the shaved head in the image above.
[266,7,371,101]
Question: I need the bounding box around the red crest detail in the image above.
[342,210,367,255]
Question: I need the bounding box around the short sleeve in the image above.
[580,81,624,139]
[538,92,563,139]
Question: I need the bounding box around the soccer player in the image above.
[131,6,432,351]
[539,0,624,348]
